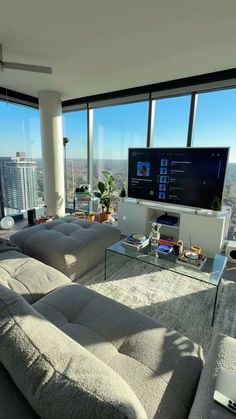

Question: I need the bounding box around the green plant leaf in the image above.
[94,171,116,214]
[94,191,101,198]
[98,181,105,194]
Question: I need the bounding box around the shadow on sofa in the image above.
[0,247,235,418]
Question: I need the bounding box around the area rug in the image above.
[79,255,236,354]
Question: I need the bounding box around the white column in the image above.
[39,91,65,217]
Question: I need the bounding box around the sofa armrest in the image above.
[0,250,70,304]
[189,333,236,419]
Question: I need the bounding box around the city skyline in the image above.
[0,154,38,213]
[0,88,236,162]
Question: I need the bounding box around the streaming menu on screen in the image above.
[128,148,229,209]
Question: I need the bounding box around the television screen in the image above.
[128,147,229,210]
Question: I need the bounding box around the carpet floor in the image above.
[78,254,236,355]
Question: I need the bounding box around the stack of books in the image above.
[176,251,207,270]
[122,234,150,251]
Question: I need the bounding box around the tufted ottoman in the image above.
[11,216,120,281]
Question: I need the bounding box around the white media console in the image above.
[118,199,232,256]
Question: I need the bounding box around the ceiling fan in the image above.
[0,44,52,74]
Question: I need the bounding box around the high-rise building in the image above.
[0,153,38,212]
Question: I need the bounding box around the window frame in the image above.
[1,69,236,216]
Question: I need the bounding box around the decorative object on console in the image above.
[119,185,127,199]
[94,171,116,222]
[0,216,14,230]
[211,196,222,214]
[149,223,161,254]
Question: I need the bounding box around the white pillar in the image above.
[39,91,65,217]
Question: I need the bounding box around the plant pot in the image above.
[99,212,112,223]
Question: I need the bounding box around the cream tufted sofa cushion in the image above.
[0,284,147,419]
[11,216,120,280]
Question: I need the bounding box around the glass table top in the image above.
[106,241,227,287]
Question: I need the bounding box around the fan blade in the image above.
[4,62,52,74]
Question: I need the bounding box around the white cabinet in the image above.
[118,199,231,256]
[118,200,147,236]
[146,207,180,241]
[179,212,227,256]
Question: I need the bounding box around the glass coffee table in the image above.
[105,240,227,326]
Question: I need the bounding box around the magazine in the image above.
[156,243,173,254]
[176,251,207,270]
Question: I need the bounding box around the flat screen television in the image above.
[128,147,229,210]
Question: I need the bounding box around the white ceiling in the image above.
[0,0,236,101]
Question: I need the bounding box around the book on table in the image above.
[176,251,207,270]
[155,243,173,254]
[122,233,150,251]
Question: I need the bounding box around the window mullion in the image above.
[187,93,198,147]
[146,97,155,147]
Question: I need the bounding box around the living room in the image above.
[0,1,236,418]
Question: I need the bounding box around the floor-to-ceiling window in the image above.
[152,95,191,147]
[92,101,149,192]
[0,100,43,216]
[63,110,87,210]
[192,88,236,236]
[60,83,236,236]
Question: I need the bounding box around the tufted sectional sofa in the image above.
[0,242,236,417]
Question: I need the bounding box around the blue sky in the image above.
[0,88,236,162]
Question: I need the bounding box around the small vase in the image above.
[87,214,95,222]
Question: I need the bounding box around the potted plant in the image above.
[94,171,116,222]
[211,196,221,214]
